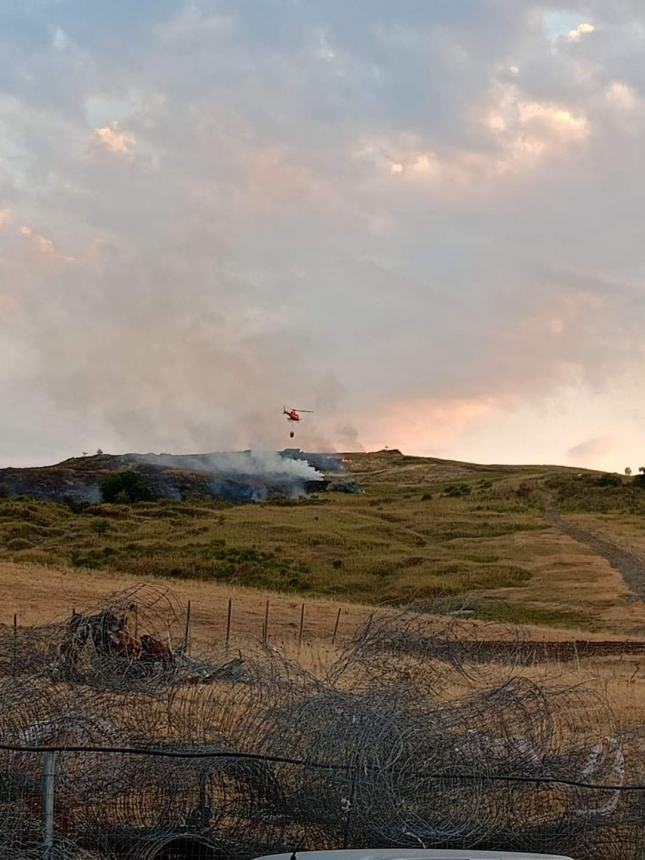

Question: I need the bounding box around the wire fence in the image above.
[0,583,643,859]
[0,743,644,860]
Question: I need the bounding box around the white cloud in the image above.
[20,225,56,255]
[316,33,337,63]
[568,22,595,43]
[52,28,69,50]
[157,6,234,44]
[605,81,640,111]
[19,224,77,262]
[360,85,589,192]
[92,123,134,155]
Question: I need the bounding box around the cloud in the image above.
[0,209,12,228]
[568,23,595,43]
[20,225,56,255]
[605,81,640,111]
[52,28,70,50]
[91,122,134,155]
[357,86,589,192]
[567,436,614,463]
[0,1,643,470]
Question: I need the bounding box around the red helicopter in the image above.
[283,406,314,438]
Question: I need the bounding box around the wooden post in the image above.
[183,601,192,656]
[332,607,342,645]
[298,603,305,653]
[263,599,270,643]
[225,598,232,655]
[12,613,17,680]
[224,597,233,655]
[42,750,57,857]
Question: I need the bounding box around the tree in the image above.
[625,467,632,476]
[91,519,109,537]
[100,470,154,503]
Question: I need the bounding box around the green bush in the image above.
[100,471,155,504]
[91,519,110,537]
[444,483,471,498]
[6,538,34,551]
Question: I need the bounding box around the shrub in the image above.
[515,481,534,499]
[6,538,34,551]
[444,483,471,498]
[100,471,155,504]
[332,559,343,569]
[91,519,110,537]
[596,473,622,488]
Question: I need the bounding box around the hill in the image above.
[0,450,354,503]
[1,449,645,635]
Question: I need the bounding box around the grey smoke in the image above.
[135,450,325,483]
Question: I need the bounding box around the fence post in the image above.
[332,607,342,645]
[42,750,57,858]
[184,601,192,656]
[263,599,270,643]
[225,598,232,655]
[298,603,305,654]
[12,613,17,679]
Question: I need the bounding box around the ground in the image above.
[2,447,645,771]
[2,449,645,636]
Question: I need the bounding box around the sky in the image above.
[0,1,644,471]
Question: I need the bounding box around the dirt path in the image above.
[546,502,645,602]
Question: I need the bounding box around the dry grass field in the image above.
[3,558,644,741]
[0,559,373,646]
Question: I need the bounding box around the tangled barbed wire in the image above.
[0,584,642,859]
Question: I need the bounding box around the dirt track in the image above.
[546,501,645,603]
